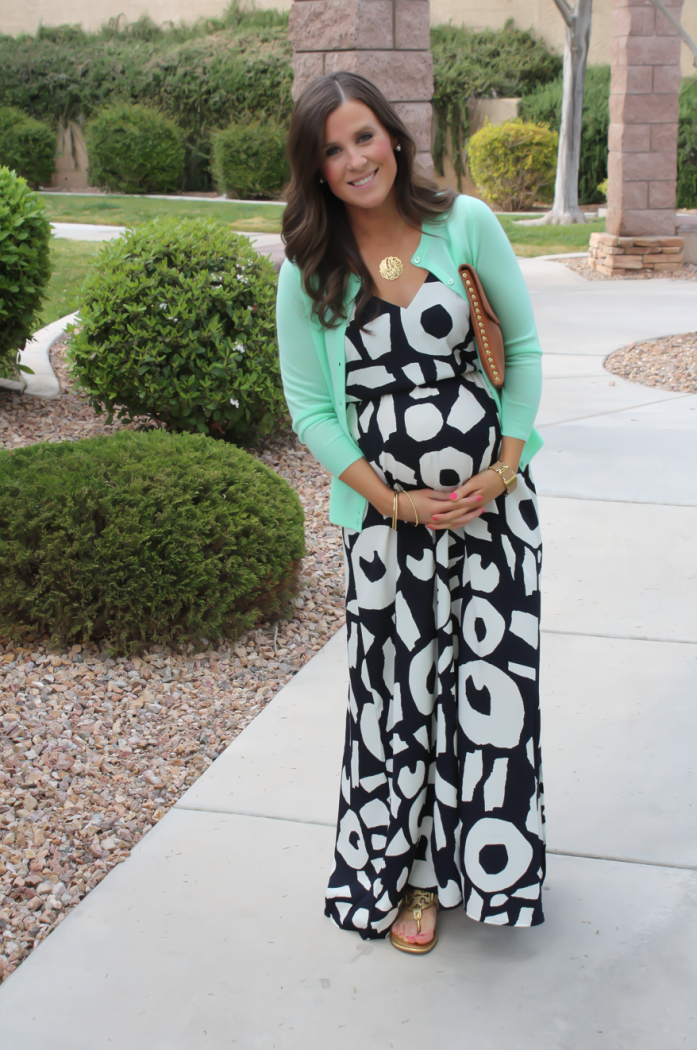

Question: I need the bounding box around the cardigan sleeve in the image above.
[276,260,364,478]
[462,196,543,443]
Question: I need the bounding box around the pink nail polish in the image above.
[477,495,483,501]
[449,492,458,501]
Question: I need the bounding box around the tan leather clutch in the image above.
[458,263,505,389]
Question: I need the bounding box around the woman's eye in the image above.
[358,133,373,143]
[325,146,340,157]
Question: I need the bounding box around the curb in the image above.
[0,311,79,400]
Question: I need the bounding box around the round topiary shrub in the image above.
[0,107,56,190]
[86,103,185,194]
[211,120,289,199]
[69,218,285,444]
[0,430,305,653]
[0,166,52,376]
[468,119,558,211]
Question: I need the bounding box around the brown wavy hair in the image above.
[282,71,457,328]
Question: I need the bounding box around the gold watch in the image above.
[488,460,517,495]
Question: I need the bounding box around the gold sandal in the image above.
[389,888,439,954]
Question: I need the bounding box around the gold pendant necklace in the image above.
[379,256,404,281]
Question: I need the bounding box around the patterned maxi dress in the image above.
[324,273,546,939]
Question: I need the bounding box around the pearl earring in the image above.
[395,144,401,152]
[319,176,325,184]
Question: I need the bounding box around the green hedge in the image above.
[0,12,293,192]
[520,65,610,204]
[86,103,185,194]
[0,18,559,192]
[677,77,697,209]
[0,166,52,375]
[69,218,284,444]
[431,20,562,187]
[0,106,55,189]
[211,120,288,198]
[0,430,305,653]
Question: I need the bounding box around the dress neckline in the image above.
[369,270,437,313]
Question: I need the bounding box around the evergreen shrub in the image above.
[0,166,52,375]
[0,107,56,189]
[677,77,697,208]
[468,119,558,211]
[69,218,284,444]
[86,103,185,194]
[520,65,611,204]
[211,120,289,198]
[0,430,305,652]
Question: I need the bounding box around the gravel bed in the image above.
[558,258,697,282]
[605,332,697,394]
[0,337,345,982]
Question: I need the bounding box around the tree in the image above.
[528,0,593,226]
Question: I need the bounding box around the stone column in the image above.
[592,0,685,273]
[288,0,433,174]
[608,0,684,236]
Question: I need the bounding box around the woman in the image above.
[276,72,545,953]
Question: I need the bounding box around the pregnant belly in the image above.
[347,373,501,492]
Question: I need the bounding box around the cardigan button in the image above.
[448,278,454,285]
[413,256,420,263]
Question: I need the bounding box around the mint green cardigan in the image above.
[276,194,543,532]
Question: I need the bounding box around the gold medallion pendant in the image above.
[379,256,404,281]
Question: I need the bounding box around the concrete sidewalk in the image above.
[1,259,696,1048]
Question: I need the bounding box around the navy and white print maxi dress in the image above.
[324,273,546,939]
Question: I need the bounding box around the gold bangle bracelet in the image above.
[391,490,399,530]
[402,491,419,527]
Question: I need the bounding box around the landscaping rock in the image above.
[605,332,697,394]
[559,257,697,283]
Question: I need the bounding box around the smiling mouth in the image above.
[348,168,378,188]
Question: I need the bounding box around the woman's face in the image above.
[320,99,398,210]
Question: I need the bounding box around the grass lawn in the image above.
[35,240,103,330]
[35,207,603,332]
[40,194,603,255]
[497,214,605,256]
[40,194,285,234]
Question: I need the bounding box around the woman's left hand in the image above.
[427,468,507,530]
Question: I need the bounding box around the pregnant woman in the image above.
[277,72,545,953]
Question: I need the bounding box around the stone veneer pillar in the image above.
[592,0,685,273]
[289,0,433,174]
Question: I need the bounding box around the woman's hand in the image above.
[404,469,506,531]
